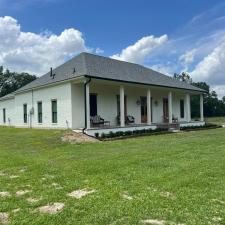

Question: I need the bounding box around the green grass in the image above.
[0,127,225,225]
[206,116,225,125]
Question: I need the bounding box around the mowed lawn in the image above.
[0,127,225,225]
[206,117,225,125]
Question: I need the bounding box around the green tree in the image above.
[174,72,225,118]
[0,67,36,97]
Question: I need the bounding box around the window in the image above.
[90,94,97,117]
[51,100,57,123]
[23,104,27,123]
[180,99,184,118]
[3,108,6,123]
[37,102,42,123]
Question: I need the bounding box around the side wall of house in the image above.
[0,98,15,126]
[0,82,73,128]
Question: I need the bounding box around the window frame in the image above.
[37,101,42,124]
[51,99,57,124]
[23,104,28,124]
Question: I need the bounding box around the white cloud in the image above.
[0,16,89,75]
[179,49,197,67]
[211,85,225,99]
[190,40,225,83]
[95,47,104,54]
[111,35,168,64]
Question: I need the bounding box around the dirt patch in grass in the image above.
[0,212,9,224]
[12,208,20,213]
[16,190,31,197]
[140,219,165,225]
[212,199,225,204]
[121,192,133,200]
[67,188,96,199]
[9,175,19,179]
[0,192,11,198]
[27,197,42,203]
[61,131,99,144]
[0,171,6,176]
[38,203,65,214]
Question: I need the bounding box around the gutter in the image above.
[83,77,92,133]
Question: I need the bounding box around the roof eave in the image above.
[84,75,206,93]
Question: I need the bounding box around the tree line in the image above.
[0,66,36,98]
[174,72,225,117]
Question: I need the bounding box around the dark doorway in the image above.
[140,96,147,123]
[163,98,169,123]
[90,94,97,117]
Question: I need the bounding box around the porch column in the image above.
[147,88,151,125]
[168,91,173,123]
[86,82,90,129]
[120,86,125,127]
[200,93,204,122]
[185,93,191,122]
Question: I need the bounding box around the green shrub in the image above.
[124,130,132,136]
[95,132,99,138]
[101,133,106,138]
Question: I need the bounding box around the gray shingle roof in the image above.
[15,52,205,94]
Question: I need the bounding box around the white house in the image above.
[0,53,205,136]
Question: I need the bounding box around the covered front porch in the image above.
[79,78,205,136]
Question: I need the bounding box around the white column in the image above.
[168,91,173,123]
[185,93,191,122]
[147,88,151,125]
[86,83,90,129]
[200,94,204,122]
[120,86,125,127]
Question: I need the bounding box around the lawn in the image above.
[206,117,225,125]
[0,127,225,225]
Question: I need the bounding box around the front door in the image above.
[163,98,169,123]
[90,94,97,117]
[140,96,147,123]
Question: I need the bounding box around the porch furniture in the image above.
[126,115,135,124]
[117,115,135,125]
[90,115,110,127]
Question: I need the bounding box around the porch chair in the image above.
[90,115,104,127]
[126,115,135,124]
[90,115,110,127]
[117,115,135,125]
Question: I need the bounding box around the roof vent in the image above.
[50,67,55,79]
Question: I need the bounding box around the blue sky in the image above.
[0,0,225,97]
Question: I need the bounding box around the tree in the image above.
[0,67,36,97]
[173,72,192,83]
[174,72,225,117]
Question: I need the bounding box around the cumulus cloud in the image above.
[95,47,104,54]
[211,85,225,99]
[190,40,225,83]
[179,49,197,67]
[111,35,168,64]
[0,16,89,75]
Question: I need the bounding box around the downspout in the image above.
[83,77,91,133]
